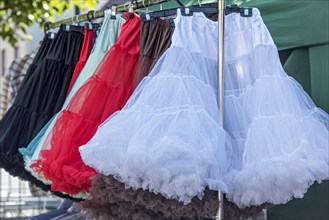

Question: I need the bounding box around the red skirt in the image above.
[31,13,141,195]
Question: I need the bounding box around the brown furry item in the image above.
[76,174,271,219]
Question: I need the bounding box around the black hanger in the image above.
[225,4,252,17]
[60,24,84,34]
[141,6,217,21]
[141,5,252,22]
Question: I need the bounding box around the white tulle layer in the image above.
[226,113,329,207]
[80,106,230,203]
[222,12,329,207]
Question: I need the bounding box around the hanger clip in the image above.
[88,23,93,30]
[226,4,252,17]
[144,13,153,21]
[141,12,154,21]
[181,7,193,16]
[240,8,252,17]
[111,5,117,19]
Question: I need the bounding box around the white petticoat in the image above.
[223,9,329,207]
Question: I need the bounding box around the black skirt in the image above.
[0,25,84,199]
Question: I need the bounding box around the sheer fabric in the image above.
[80,9,232,204]
[222,8,329,207]
[31,13,141,195]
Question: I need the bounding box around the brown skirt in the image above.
[133,18,174,89]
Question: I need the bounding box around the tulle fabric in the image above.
[66,25,95,95]
[80,9,232,204]
[222,9,329,207]
[31,13,141,195]
[19,13,125,186]
[0,27,84,194]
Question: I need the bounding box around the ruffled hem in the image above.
[30,110,98,195]
[0,151,85,201]
[225,112,329,208]
[0,152,28,177]
[226,157,329,208]
[80,105,231,204]
[31,158,96,195]
[0,104,52,175]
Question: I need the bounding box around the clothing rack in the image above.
[45,0,227,219]
[45,0,170,30]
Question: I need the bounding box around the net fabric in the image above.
[30,13,141,195]
[80,9,233,204]
[222,8,329,207]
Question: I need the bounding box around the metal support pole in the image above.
[217,0,225,219]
